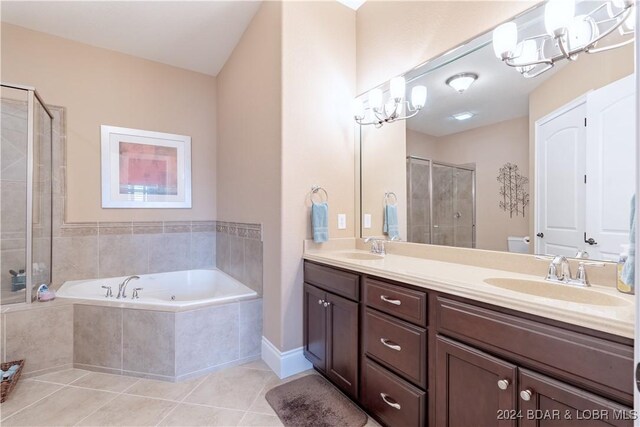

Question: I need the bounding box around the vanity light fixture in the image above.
[452,112,475,121]
[492,0,634,78]
[353,76,428,128]
[445,73,479,93]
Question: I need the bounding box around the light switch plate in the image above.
[337,214,347,230]
[363,214,372,229]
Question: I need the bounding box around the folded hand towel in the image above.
[312,202,329,243]
[384,204,399,240]
[622,194,635,287]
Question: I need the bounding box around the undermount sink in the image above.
[339,252,384,261]
[483,278,631,307]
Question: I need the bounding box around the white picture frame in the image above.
[100,125,192,208]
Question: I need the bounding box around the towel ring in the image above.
[384,192,398,206]
[311,186,329,204]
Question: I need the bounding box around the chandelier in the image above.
[492,0,635,78]
[354,77,427,128]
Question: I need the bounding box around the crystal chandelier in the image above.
[354,77,427,128]
[492,0,635,78]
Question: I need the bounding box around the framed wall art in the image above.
[100,125,192,208]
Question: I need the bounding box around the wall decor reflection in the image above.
[101,125,191,208]
[497,163,529,218]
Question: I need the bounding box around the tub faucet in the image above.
[116,275,140,299]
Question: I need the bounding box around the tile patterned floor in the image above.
[0,361,380,426]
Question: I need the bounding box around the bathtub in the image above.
[57,269,258,308]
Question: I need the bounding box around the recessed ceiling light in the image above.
[452,112,475,121]
[446,73,478,94]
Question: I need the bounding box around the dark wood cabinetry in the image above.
[435,336,517,427]
[302,261,634,427]
[303,265,359,399]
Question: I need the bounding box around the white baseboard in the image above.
[261,336,312,379]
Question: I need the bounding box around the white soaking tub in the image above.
[57,269,258,307]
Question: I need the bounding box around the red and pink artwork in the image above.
[118,142,178,195]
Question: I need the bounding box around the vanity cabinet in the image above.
[303,264,360,399]
[302,261,634,427]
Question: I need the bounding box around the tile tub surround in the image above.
[216,221,263,294]
[73,298,263,381]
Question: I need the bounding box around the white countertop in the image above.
[303,249,635,339]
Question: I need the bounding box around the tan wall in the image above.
[356,1,537,94]
[1,23,217,223]
[407,118,530,251]
[280,1,356,351]
[528,43,635,243]
[361,121,407,238]
[216,2,284,348]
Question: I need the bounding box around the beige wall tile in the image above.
[52,235,98,286]
[148,233,190,273]
[98,234,149,278]
[190,232,215,269]
[175,303,239,376]
[243,238,263,293]
[4,305,73,374]
[239,299,262,358]
[122,309,175,376]
[74,305,122,369]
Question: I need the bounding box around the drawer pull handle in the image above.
[380,338,401,351]
[318,299,324,305]
[380,295,401,305]
[380,393,401,410]
[497,379,510,390]
[520,389,532,401]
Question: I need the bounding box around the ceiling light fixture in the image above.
[452,112,475,121]
[445,73,479,93]
[492,0,634,78]
[354,76,428,128]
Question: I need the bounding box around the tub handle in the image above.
[101,286,113,298]
[132,288,143,299]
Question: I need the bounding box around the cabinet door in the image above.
[303,283,327,372]
[519,369,633,427]
[326,291,359,399]
[436,336,518,427]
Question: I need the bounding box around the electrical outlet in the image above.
[363,214,372,229]
[337,214,347,230]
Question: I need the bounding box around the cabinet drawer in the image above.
[364,278,427,327]
[436,296,634,405]
[304,262,359,301]
[364,308,427,388]
[362,358,426,427]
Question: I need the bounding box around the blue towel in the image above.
[312,202,329,243]
[622,194,635,287]
[384,204,399,240]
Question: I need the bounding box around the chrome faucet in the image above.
[542,256,604,287]
[116,275,140,299]
[546,256,572,283]
[364,237,386,255]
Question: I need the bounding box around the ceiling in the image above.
[405,42,562,137]
[0,1,262,76]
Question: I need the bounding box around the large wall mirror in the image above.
[359,0,636,262]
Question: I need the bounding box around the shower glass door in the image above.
[407,157,431,243]
[0,85,53,305]
[431,162,475,248]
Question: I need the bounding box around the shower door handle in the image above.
[454,212,462,219]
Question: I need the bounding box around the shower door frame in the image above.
[407,155,477,248]
[1,83,54,304]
